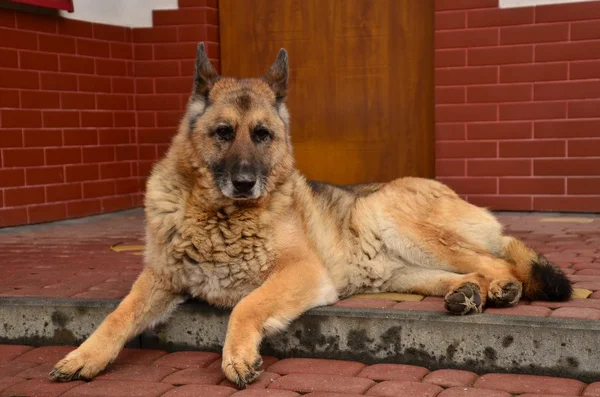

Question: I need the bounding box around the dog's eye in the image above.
[252,127,271,143]
[214,125,234,141]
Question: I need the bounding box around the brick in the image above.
[500,101,565,121]
[156,111,182,127]
[153,8,205,26]
[436,123,465,140]
[468,45,533,66]
[229,391,298,397]
[0,89,20,107]
[138,128,175,144]
[501,23,568,45]
[0,27,37,50]
[535,81,600,101]
[435,0,497,11]
[43,111,79,128]
[366,381,443,397]
[134,60,180,77]
[26,166,64,185]
[550,307,600,320]
[467,121,532,140]
[41,72,77,91]
[536,1,600,23]
[1,378,83,397]
[334,297,397,309]
[116,177,141,194]
[83,180,115,198]
[111,42,133,59]
[570,60,600,80]
[4,186,44,206]
[112,77,135,94]
[95,363,176,382]
[114,112,136,127]
[161,385,237,397]
[95,58,127,76]
[423,369,478,388]
[93,23,126,42]
[16,12,56,33]
[435,28,498,49]
[3,110,44,129]
[178,25,207,42]
[0,169,25,188]
[0,48,18,68]
[0,8,15,27]
[535,159,600,176]
[467,84,531,103]
[134,44,153,61]
[153,352,221,369]
[78,75,111,93]
[3,148,44,167]
[436,87,465,104]
[436,141,496,159]
[76,38,110,58]
[571,20,600,41]
[83,146,115,163]
[155,77,191,94]
[14,346,75,364]
[0,69,39,89]
[435,49,466,67]
[568,177,600,195]
[57,18,93,38]
[569,99,600,119]
[96,94,128,110]
[39,34,76,55]
[0,345,33,363]
[500,62,567,83]
[66,199,101,217]
[436,66,497,86]
[569,139,600,157]
[46,183,82,202]
[132,27,178,43]
[161,367,225,385]
[19,50,58,71]
[154,42,198,61]
[269,359,364,377]
[62,380,173,397]
[358,364,428,382]
[61,93,96,110]
[65,164,99,182]
[474,373,585,395]
[536,40,600,62]
[500,177,564,195]
[59,55,94,74]
[207,25,218,42]
[535,119,600,139]
[100,163,131,179]
[0,208,28,227]
[269,374,374,394]
[82,111,113,127]
[438,387,512,397]
[500,140,565,158]
[467,195,533,211]
[136,94,181,111]
[219,371,281,390]
[0,377,26,393]
[46,147,81,165]
[0,129,23,148]
[584,383,600,396]
[468,7,533,28]
[63,129,98,146]
[22,91,60,110]
[28,203,67,223]
[392,300,447,312]
[436,104,497,122]
[97,129,129,145]
[436,11,466,30]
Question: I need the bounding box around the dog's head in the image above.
[183,43,293,202]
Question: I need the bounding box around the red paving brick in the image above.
[161,367,225,385]
[357,364,429,382]
[584,382,600,396]
[366,380,443,396]
[113,348,168,365]
[152,351,221,369]
[268,374,375,394]
[0,361,37,378]
[268,358,365,377]
[474,373,586,395]
[161,384,237,397]
[61,380,173,397]
[13,346,76,364]
[550,307,600,320]
[438,387,512,397]
[0,378,84,397]
[232,390,300,397]
[96,363,178,382]
[423,369,479,388]
[0,345,33,363]
[0,377,26,393]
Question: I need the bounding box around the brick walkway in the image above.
[0,344,598,397]
[0,210,599,318]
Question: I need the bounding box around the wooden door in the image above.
[219,0,434,184]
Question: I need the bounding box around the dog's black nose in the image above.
[232,174,256,194]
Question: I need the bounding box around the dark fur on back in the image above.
[527,253,573,301]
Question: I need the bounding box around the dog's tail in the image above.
[500,236,572,301]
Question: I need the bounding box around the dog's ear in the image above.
[193,42,219,98]
[264,48,289,103]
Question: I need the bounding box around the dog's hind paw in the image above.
[445,282,483,315]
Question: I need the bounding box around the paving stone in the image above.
[268,374,375,394]
[153,351,221,369]
[357,364,429,382]
[95,363,177,382]
[334,298,396,309]
[304,393,365,397]
[519,394,583,397]
[0,378,84,397]
[161,367,225,385]
[366,380,443,396]
[591,291,600,299]
[392,301,446,312]
[220,371,280,389]
[162,384,237,397]
[438,387,512,397]
[550,307,600,320]
[573,282,600,291]
[572,288,593,299]
[268,358,365,377]
[584,382,600,396]
[231,390,300,397]
[0,361,37,378]
[531,299,600,309]
[423,369,479,387]
[13,346,76,364]
[0,377,27,393]
[15,363,53,379]
[62,380,173,397]
[483,305,551,317]
[113,348,168,365]
[209,356,279,371]
[0,345,34,363]
[577,269,600,276]
[351,293,424,302]
[473,373,585,395]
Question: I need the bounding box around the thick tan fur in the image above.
[51,44,570,387]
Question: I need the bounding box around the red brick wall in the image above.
[435,0,600,212]
[0,0,218,227]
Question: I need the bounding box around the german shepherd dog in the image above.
[51,43,572,387]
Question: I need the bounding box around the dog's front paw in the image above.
[221,346,263,388]
[49,348,109,382]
